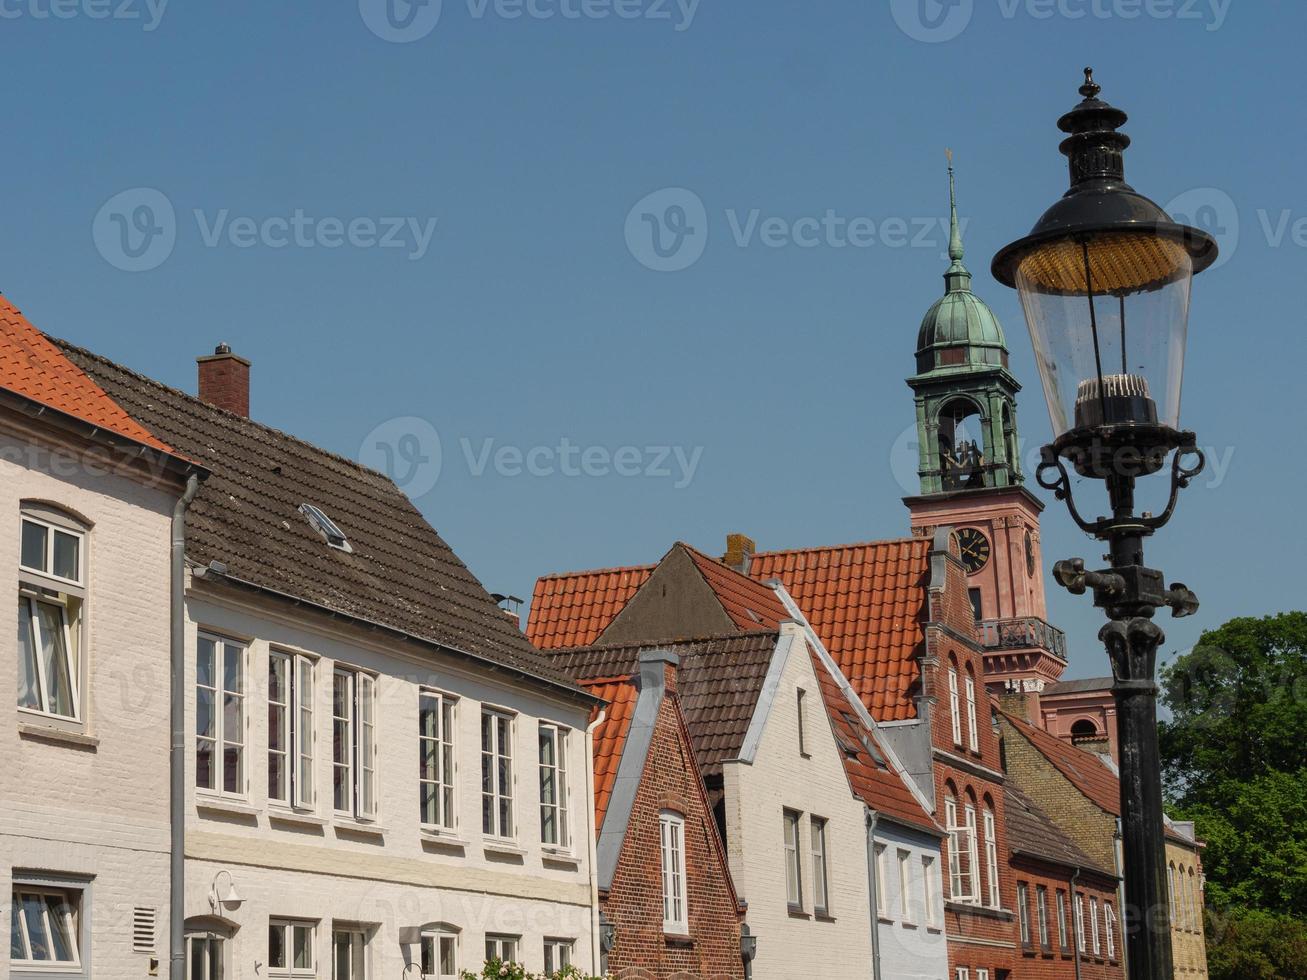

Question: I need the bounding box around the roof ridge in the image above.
[553,628,783,655]
[50,334,400,487]
[750,535,928,560]
[535,561,658,582]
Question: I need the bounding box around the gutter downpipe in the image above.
[865,808,883,980]
[585,709,607,974]
[170,474,200,980]
[1070,866,1083,980]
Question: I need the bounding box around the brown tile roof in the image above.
[56,339,583,694]
[748,538,931,721]
[681,543,787,632]
[1003,710,1122,815]
[553,631,780,783]
[1005,783,1113,876]
[0,297,180,458]
[582,677,639,833]
[528,564,654,649]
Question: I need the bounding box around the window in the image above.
[332,929,366,980]
[874,843,888,917]
[955,969,969,980]
[269,652,314,808]
[1017,882,1031,946]
[1037,886,1050,949]
[898,849,914,923]
[1167,863,1177,925]
[965,673,979,751]
[187,933,224,980]
[965,803,980,903]
[197,634,245,795]
[811,818,830,915]
[543,940,572,974]
[976,971,990,980]
[783,810,803,909]
[10,885,82,967]
[945,795,976,903]
[17,512,85,721]
[1075,895,1086,953]
[484,936,518,964]
[922,856,939,927]
[419,931,457,980]
[660,811,689,933]
[1090,897,1101,955]
[1105,903,1117,961]
[797,688,809,757]
[968,587,983,621]
[300,503,352,552]
[538,723,569,847]
[948,667,962,744]
[983,807,1000,907]
[333,669,377,820]
[268,920,315,979]
[1057,890,1070,951]
[481,710,514,838]
[419,692,457,831]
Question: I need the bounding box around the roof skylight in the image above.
[299,503,353,553]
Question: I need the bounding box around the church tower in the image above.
[904,157,1067,695]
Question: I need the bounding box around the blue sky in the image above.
[3,0,1301,678]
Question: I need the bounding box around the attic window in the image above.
[299,504,353,553]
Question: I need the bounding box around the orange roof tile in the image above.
[582,677,640,833]
[528,564,654,649]
[0,297,177,456]
[1003,710,1122,815]
[749,538,931,721]
[681,543,787,632]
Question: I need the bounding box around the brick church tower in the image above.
[903,160,1068,696]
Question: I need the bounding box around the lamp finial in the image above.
[1080,67,1101,100]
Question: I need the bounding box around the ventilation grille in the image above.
[133,907,157,953]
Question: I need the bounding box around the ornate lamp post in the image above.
[992,69,1217,980]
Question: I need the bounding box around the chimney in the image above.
[999,681,1042,724]
[722,533,756,574]
[197,343,251,417]
[639,649,679,697]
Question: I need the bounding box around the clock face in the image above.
[1026,530,1036,577]
[954,528,991,575]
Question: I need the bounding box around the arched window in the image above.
[1167,863,1177,925]
[938,398,988,490]
[419,924,461,980]
[965,666,979,751]
[944,787,973,902]
[948,658,962,746]
[982,799,1000,907]
[1071,719,1099,740]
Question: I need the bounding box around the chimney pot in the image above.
[197,345,251,417]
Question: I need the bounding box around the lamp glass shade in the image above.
[1014,230,1193,438]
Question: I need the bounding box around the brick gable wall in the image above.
[1009,857,1126,980]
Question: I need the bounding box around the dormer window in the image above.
[299,504,352,553]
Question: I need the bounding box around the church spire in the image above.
[944,150,971,293]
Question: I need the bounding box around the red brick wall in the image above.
[1010,858,1125,980]
[197,352,250,416]
[602,688,743,980]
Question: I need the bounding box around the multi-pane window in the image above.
[948,667,962,745]
[965,804,980,902]
[1057,890,1070,951]
[874,843,888,917]
[268,920,315,979]
[481,710,514,838]
[187,933,224,980]
[922,855,940,927]
[1090,897,1101,955]
[332,929,366,980]
[538,723,569,847]
[1167,863,1177,925]
[783,809,803,910]
[269,652,314,808]
[197,634,245,795]
[977,971,990,980]
[811,818,830,915]
[945,796,976,902]
[1105,903,1117,960]
[543,939,572,974]
[484,936,519,964]
[661,811,688,933]
[333,669,377,820]
[419,693,457,831]
[965,674,979,751]
[10,886,81,967]
[898,849,914,923]
[18,513,85,721]
[983,808,1000,907]
[1017,882,1031,946]
[955,969,969,980]
[1037,886,1050,949]
[420,931,457,980]
[1076,895,1087,953]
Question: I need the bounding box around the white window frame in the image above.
[10,884,83,967]
[811,817,830,915]
[783,809,803,910]
[983,808,1000,908]
[331,927,367,980]
[269,651,315,810]
[1105,902,1117,960]
[948,667,962,745]
[419,692,458,832]
[542,939,573,975]
[897,849,914,924]
[18,512,87,724]
[1037,885,1050,950]
[922,855,940,928]
[1017,882,1031,946]
[419,929,458,980]
[1091,897,1101,955]
[661,811,689,934]
[186,931,226,980]
[965,803,980,903]
[977,971,990,980]
[874,843,889,918]
[797,688,810,757]
[268,919,316,979]
[955,969,969,980]
[538,723,570,848]
[1057,890,1070,951]
[945,796,976,903]
[1167,863,1176,925]
[965,673,979,751]
[1076,894,1087,953]
[484,935,519,964]
[482,709,515,839]
[196,633,246,798]
[333,668,377,821]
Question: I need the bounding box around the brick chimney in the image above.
[197,344,250,417]
[999,681,1042,725]
[722,533,756,574]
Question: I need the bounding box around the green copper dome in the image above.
[915,165,1009,375]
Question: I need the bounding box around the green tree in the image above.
[1205,908,1307,980]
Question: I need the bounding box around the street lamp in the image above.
[993,68,1217,980]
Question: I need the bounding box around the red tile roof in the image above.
[582,677,640,833]
[0,297,177,456]
[682,543,787,632]
[749,538,931,721]
[1003,710,1122,815]
[528,564,654,649]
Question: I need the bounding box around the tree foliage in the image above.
[1205,908,1307,980]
